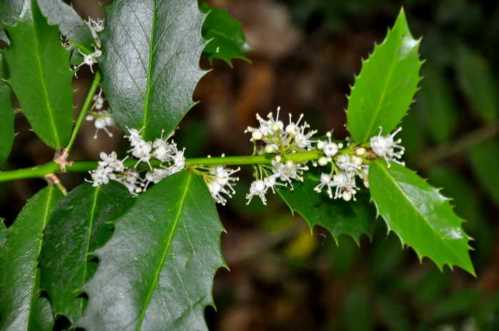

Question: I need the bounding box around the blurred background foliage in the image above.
[1,0,499,330]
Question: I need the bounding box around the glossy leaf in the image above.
[3,1,73,149]
[79,171,225,330]
[37,0,93,47]
[279,174,375,243]
[101,0,206,139]
[0,0,27,26]
[468,140,499,205]
[0,186,62,330]
[346,9,422,143]
[419,66,458,143]
[40,183,135,322]
[0,53,14,164]
[201,3,249,65]
[456,47,498,122]
[368,161,474,275]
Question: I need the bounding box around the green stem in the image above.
[65,71,102,154]
[0,150,322,183]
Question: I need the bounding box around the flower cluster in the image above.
[86,89,114,138]
[88,108,406,206]
[88,128,185,195]
[243,109,405,204]
[74,18,104,73]
[203,166,240,205]
[244,110,316,205]
[245,107,317,153]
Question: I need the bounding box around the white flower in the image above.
[85,17,105,47]
[130,140,153,167]
[206,167,240,205]
[314,173,334,198]
[88,152,125,187]
[332,172,358,201]
[370,127,405,164]
[86,17,105,34]
[285,113,317,150]
[87,111,114,138]
[246,180,269,205]
[93,90,105,111]
[152,138,176,162]
[116,170,143,195]
[335,154,363,173]
[98,151,124,173]
[168,148,185,175]
[76,48,102,73]
[144,168,170,187]
[317,132,340,157]
[89,166,111,186]
[126,128,143,147]
[271,160,308,186]
[245,108,284,141]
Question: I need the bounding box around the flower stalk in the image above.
[0,151,322,183]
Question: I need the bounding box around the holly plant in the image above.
[0,1,474,331]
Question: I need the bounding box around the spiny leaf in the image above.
[346,8,422,143]
[368,161,475,275]
[101,0,206,140]
[0,53,14,164]
[0,186,62,330]
[200,2,249,65]
[468,140,499,206]
[79,172,225,330]
[3,0,73,149]
[40,183,135,323]
[279,174,375,244]
[456,46,498,122]
[37,0,93,48]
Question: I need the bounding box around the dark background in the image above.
[1,0,499,330]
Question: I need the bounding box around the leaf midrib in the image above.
[79,187,100,315]
[360,41,398,142]
[27,185,55,330]
[374,162,466,265]
[141,0,158,138]
[31,15,62,148]
[135,172,193,330]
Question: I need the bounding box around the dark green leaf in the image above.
[0,54,14,164]
[37,0,93,47]
[419,66,458,143]
[456,47,498,122]
[0,218,6,248]
[40,183,135,322]
[201,3,249,65]
[79,172,225,330]
[0,0,27,26]
[3,1,73,149]
[468,140,499,205]
[346,9,422,142]
[279,175,375,243]
[368,161,474,275]
[0,186,62,330]
[101,0,206,139]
